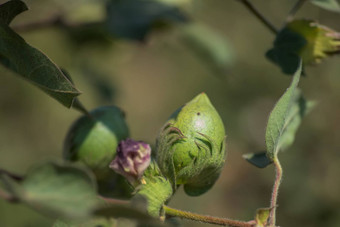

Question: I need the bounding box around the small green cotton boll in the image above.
[156,93,227,196]
[63,106,129,179]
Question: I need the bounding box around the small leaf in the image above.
[0,161,99,219]
[0,0,28,25]
[0,24,81,107]
[105,0,188,41]
[254,208,271,227]
[278,89,316,151]
[265,62,302,159]
[311,0,340,13]
[243,152,272,168]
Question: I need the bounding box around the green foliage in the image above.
[63,106,129,179]
[278,89,316,151]
[243,152,272,168]
[105,0,188,41]
[254,208,271,227]
[311,0,340,13]
[156,93,226,196]
[0,23,81,108]
[265,63,301,160]
[0,0,27,25]
[0,161,99,219]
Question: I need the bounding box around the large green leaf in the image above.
[265,63,302,159]
[0,0,28,25]
[311,0,340,13]
[0,24,81,107]
[0,161,99,219]
[105,0,188,41]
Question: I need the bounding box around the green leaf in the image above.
[265,62,302,160]
[105,0,188,41]
[243,152,272,168]
[0,24,81,108]
[180,23,234,75]
[278,89,316,151]
[0,161,99,219]
[0,0,28,25]
[311,0,340,13]
[254,208,271,227]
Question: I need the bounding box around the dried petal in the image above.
[110,139,151,184]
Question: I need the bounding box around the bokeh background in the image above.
[1,0,340,226]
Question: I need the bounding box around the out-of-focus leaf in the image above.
[105,0,188,41]
[311,0,340,13]
[0,0,28,25]
[267,20,340,74]
[0,161,99,219]
[254,208,271,227]
[243,152,272,168]
[180,23,234,75]
[265,62,301,160]
[278,89,316,151]
[0,24,81,107]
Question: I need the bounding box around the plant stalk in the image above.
[269,155,283,226]
[286,0,308,23]
[238,0,278,34]
[163,205,254,227]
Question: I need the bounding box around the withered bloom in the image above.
[110,139,151,184]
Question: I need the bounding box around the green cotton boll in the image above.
[156,93,227,196]
[63,106,129,179]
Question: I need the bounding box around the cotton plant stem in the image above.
[238,0,278,34]
[163,205,254,227]
[98,196,130,206]
[269,156,283,226]
[286,0,308,23]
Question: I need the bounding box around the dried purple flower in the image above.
[109,138,151,185]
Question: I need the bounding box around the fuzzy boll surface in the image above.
[63,106,129,179]
[156,93,227,196]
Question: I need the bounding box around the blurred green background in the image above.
[1,0,340,226]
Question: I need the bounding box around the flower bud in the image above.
[109,139,151,185]
[156,93,227,196]
[267,19,340,74]
[287,20,340,64]
[63,106,129,179]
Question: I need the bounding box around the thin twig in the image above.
[238,0,278,34]
[98,195,130,206]
[163,205,255,227]
[269,156,283,226]
[0,168,23,181]
[286,0,308,23]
